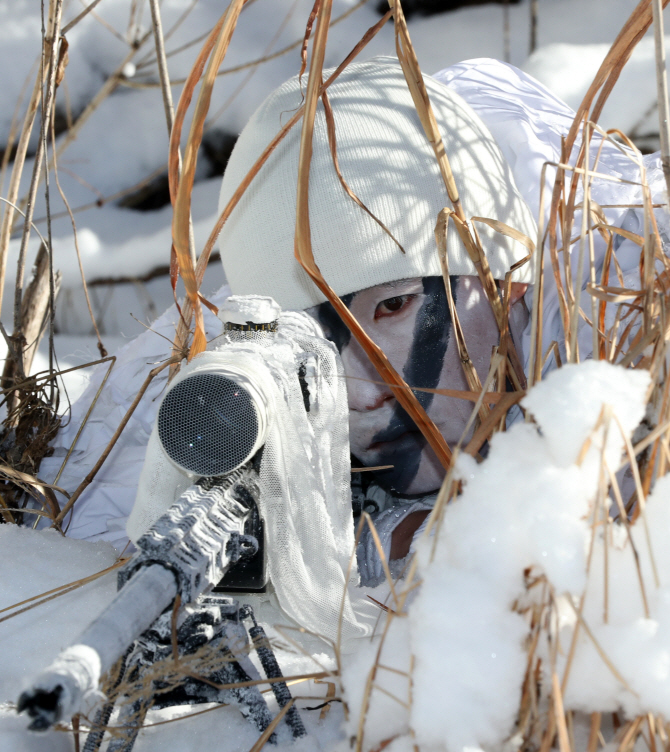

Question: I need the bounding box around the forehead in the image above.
[351,278,423,301]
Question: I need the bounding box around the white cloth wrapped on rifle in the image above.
[126,300,376,644]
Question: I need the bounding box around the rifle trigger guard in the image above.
[226,533,259,562]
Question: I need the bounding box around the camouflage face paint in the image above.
[366,276,455,493]
[315,293,355,353]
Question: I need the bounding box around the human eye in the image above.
[374,294,417,319]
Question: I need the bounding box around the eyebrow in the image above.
[361,278,421,293]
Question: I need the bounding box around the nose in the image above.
[340,340,394,412]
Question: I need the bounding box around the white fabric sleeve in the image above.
[432,59,669,372]
[357,500,434,587]
[36,286,232,550]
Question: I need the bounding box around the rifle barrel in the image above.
[78,564,178,675]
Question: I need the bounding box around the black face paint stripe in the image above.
[316,293,355,353]
[370,275,457,493]
[404,276,455,412]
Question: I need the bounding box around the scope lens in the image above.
[158,373,259,476]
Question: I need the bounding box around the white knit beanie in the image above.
[218,56,537,311]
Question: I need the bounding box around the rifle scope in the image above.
[157,357,270,478]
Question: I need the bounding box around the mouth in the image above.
[367,429,419,453]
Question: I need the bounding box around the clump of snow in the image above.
[342,361,656,751]
[341,613,412,750]
[0,527,119,705]
[407,362,650,750]
[557,470,670,717]
[522,360,650,470]
[523,35,668,137]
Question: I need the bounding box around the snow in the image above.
[2,176,224,303]
[521,361,651,472]
[523,35,669,138]
[0,527,119,703]
[339,362,660,751]
[0,712,71,752]
[557,470,670,718]
[409,362,651,750]
[341,615,412,750]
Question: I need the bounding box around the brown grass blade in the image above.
[470,216,535,254]
[171,0,246,359]
[545,1,670,339]
[0,43,48,318]
[294,0,452,471]
[167,10,228,204]
[389,0,504,330]
[344,375,519,403]
[552,671,572,752]
[464,391,525,457]
[13,0,65,334]
[652,0,670,197]
[435,209,490,422]
[171,9,393,362]
[300,0,322,85]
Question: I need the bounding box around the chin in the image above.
[355,444,446,497]
[400,451,445,495]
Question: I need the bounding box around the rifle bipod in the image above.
[82,595,306,751]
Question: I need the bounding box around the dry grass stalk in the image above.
[0,0,170,413]
[50,116,105,358]
[435,209,490,423]
[293,0,452,470]
[0,43,48,318]
[344,375,525,404]
[126,0,372,89]
[321,88,405,253]
[393,3,530,398]
[542,0,670,351]
[13,0,64,336]
[170,0,246,361]
[0,2,64,449]
[0,60,37,201]
[96,632,330,749]
[0,557,126,627]
[169,9,393,369]
[0,0,135,516]
[6,244,62,379]
[505,7,670,750]
[389,0,507,339]
[148,0,176,135]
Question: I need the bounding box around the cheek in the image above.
[368,320,416,375]
[426,341,474,440]
[456,283,500,380]
[382,341,412,377]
